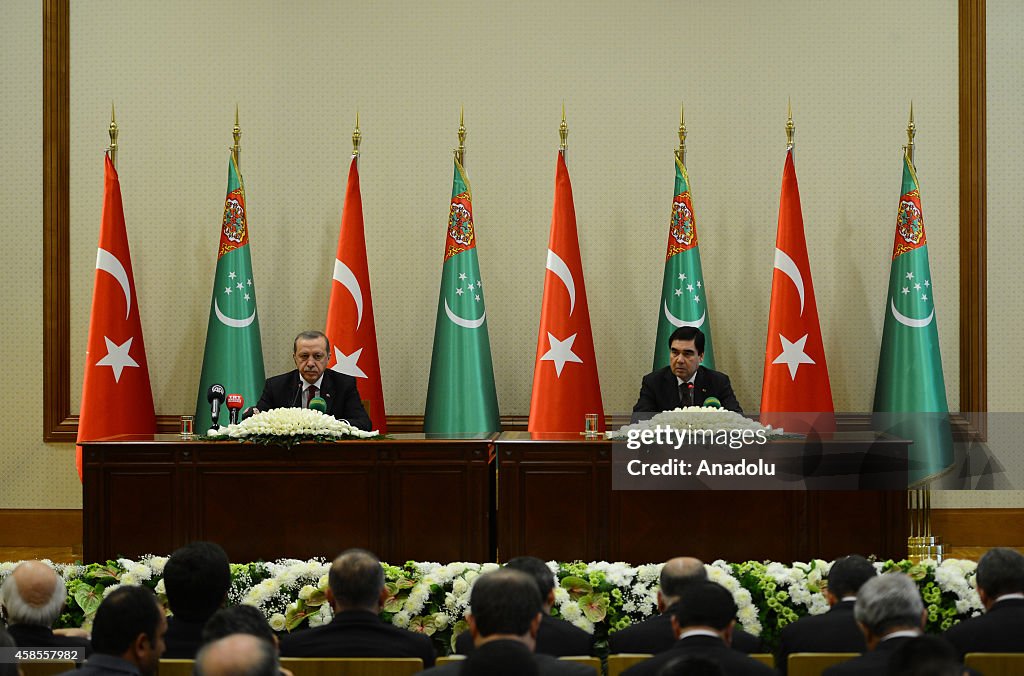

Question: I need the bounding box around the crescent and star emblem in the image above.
[96,248,132,319]
[773,248,805,316]
[890,297,934,328]
[214,298,256,328]
[663,300,705,328]
[445,298,486,329]
[333,259,363,330]
[546,249,576,316]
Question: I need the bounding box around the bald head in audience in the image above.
[195,634,279,676]
[1,561,66,628]
[658,557,707,611]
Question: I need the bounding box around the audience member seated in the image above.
[774,554,876,673]
[202,605,279,648]
[195,634,280,676]
[455,556,593,657]
[162,541,232,659]
[944,547,1024,659]
[621,582,775,676]
[279,549,435,667]
[0,627,19,676]
[609,557,761,655]
[887,634,967,676]
[56,586,166,676]
[417,568,591,676]
[655,655,725,676]
[0,561,92,656]
[823,573,950,675]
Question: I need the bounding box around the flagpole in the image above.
[455,106,466,167]
[785,98,795,150]
[352,111,361,161]
[231,105,242,170]
[675,103,686,167]
[905,102,916,165]
[559,103,568,163]
[107,102,118,168]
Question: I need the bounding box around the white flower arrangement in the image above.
[207,407,379,443]
[607,406,784,439]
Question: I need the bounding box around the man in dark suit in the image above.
[944,547,1024,658]
[56,586,166,676]
[279,548,435,667]
[454,556,593,657]
[609,557,761,655]
[417,569,592,676]
[162,541,232,659]
[0,561,91,657]
[252,330,372,430]
[775,555,876,674]
[823,573,955,676]
[633,327,742,415]
[622,582,775,676]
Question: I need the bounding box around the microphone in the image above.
[226,394,244,425]
[291,380,304,407]
[207,384,226,429]
[703,396,722,408]
[687,382,695,407]
[309,397,327,414]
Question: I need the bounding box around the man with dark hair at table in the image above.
[201,605,278,648]
[455,556,593,657]
[775,555,877,674]
[279,549,434,667]
[57,586,166,676]
[195,634,279,676]
[609,557,761,655]
[417,569,592,676]
[162,541,232,658]
[0,560,91,656]
[621,582,775,676]
[252,330,372,430]
[633,327,742,414]
[823,573,940,675]
[887,635,966,676]
[944,547,1024,659]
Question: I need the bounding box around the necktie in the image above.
[306,385,318,408]
[680,383,691,407]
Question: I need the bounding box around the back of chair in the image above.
[607,653,653,676]
[159,659,196,676]
[560,655,601,674]
[749,653,775,668]
[19,662,78,676]
[964,652,1024,676]
[788,652,860,676]
[279,657,424,676]
[434,655,466,665]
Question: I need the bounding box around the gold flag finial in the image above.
[786,98,795,149]
[455,106,467,165]
[905,102,916,164]
[352,111,361,157]
[231,104,242,169]
[108,102,119,168]
[559,103,568,153]
[675,102,687,165]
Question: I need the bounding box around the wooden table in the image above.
[81,434,492,563]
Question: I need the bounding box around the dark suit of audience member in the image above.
[821,572,957,676]
[0,561,92,658]
[279,548,434,667]
[162,542,232,659]
[774,555,876,674]
[609,557,761,657]
[622,582,775,676]
[56,586,166,676]
[417,569,590,676]
[944,547,1024,659]
[632,327,742,415]
[455,556,594,658]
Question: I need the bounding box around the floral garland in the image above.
[205,408,379,446]
[0,557,982,657]
[607,406,785,439]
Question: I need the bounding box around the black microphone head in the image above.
[207,383,226,403]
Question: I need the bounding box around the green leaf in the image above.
[578,593,609,622]
[73,584,103,617]
[560,576,592,597]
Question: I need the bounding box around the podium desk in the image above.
[81,434,492,563]
[495,431,909,563]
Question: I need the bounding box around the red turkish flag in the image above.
[528,152,604,432]
[325,156,386,432]
[76,155,156,479]
[760,149,834,433]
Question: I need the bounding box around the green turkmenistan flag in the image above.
[424,159,499,434]
[194,156,265,431]
[873,150,953,485]
[653,157,715,370]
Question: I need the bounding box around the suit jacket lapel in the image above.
[318,370,336,415]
